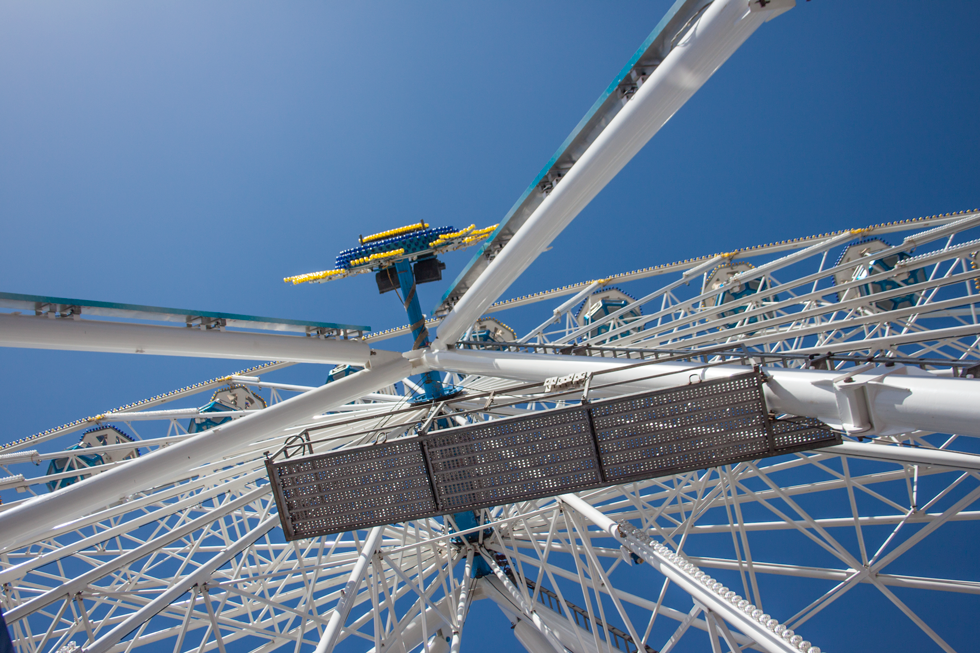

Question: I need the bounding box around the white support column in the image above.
[0,357,412,553]
[513,620,564,653]
[315,525,385,653]
[432,0,789,349]
[479,549,566,653]
[559,494,812,653]
[422,348,980,437]
[0,313,390,366]
[366,597,453,653]
[482,578,597,653]
[449,549,475,653]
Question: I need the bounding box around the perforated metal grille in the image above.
[423,408,602,511]
[772,416,841,454]
[266,439,435,540]
[266,372,842,538]
[592,373,773,482]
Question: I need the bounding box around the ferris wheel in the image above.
[1,2,979,653]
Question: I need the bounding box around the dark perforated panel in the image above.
[423,408,602,511]
[266,372,841,539]
[771,416,841,454]
[266,439,435,540]
[591,373,773,482]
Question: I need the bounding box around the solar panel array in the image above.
[267,372,840,539]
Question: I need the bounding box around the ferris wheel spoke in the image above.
[0,314,380,368]
[0,358,411,553]
[564,509,647,651]
[865,577,958,653]
[716,466,763,611]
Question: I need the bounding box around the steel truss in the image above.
[1,211,978,653]
[2,0,979,650]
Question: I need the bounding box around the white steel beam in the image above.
[422,348,980,437]
[432,0,792,348]
[0,313,391,366]
[831,441,980,473]
[0,357,411,553]
[449,549,475,653]
[366,596,453,653]
[481,577,587,653]
[518,280,604,344]
[554,255,724,345]
[85,516,278,653]
[314,525,385,653]
[558,494,808,653]
[3,486,270,623]
[479,550,565,653]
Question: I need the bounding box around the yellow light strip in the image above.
[430,224,475,246]
[430,223,499,248]
[361,223,429,244]
[283,269,347,285]
[349,248,405,267]
[470,224,498,237]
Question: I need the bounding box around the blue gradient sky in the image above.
[2,1,979,651]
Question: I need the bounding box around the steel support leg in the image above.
[559,494,816,653]
[478,549,565,653]
[315,525,385,653]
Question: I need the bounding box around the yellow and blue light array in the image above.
[284,221,499,285]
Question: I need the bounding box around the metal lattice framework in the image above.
[2,2,979,653]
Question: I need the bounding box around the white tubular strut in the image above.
[478,549,566,653]
[830,441,980,472]
[422,349,980,437]
[518,280,604,344]
[559,494,822,653]
[86,516,278,653]
[0,313,390,366]
[432,0,790,349]
[0,357,412,553]
[366,598,454,653]
[315,525,385,653]
[449,549,475,653]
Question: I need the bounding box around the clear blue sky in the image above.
[2,1,979,651]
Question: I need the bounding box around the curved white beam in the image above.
[422,348,980,437]
[432,0,789,349]
[0,357,411,553]
[0,313,394,367]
